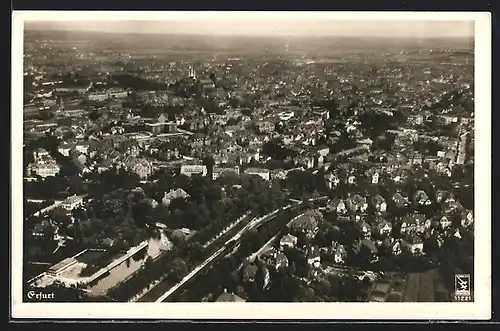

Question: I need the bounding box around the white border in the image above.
[11,11,491,320]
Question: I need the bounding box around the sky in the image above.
[24,18,475,38]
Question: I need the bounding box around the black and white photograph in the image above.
[11,11,491,319]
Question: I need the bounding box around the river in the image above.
[86,234,171,297]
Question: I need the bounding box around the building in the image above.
[289,214,319,238]
[75,142,90,155]
[402,234,424,255]
[31,219,55,237]
[54,82,92,94]
[88,92,109,102]
[346,194,368,213]
[260,248,289,270]
[355,239,379,263]
[399,214,428,234]
[47,257,78,276]
[372,195,387,213]
[33,148,50,163]
[145,114,177,134]
[180,164,208,177]
[107,88,128,99]
[328,198,347,214]
[242,264,270,288]
[375,220,393,236]
[244,168,270,181]
[278,111,294,121]
[58,143,74,157]
[199,79,216,92]
[62,195,83,211]
[333,243,347,264]
[307,246,321,268]
[215,289,245,302]
[123,158,154,179]
[279,234,298,249]
[413,190,432,206]
[162,188,190,206]
[31,162,60,178]
[256,121,275,134]
[146,122,165,134]
[212,166,240,180]
[133,161,153,179]
[392,193,410,208]
[188,66,197,80]
[359,221,372,238]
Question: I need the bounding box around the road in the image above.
[203,212,252,249]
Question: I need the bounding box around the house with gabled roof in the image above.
[333,242,348,264]
[242,263,270,289]
[461,210,474,228]
[279,233,298,249]
[289,214,319,238]
[399,213,427,234]
[372,195,387,213]
[162,188,190,206]
[435,190,453,204]
[306,245,321,268]
[391,239,402,256]
[260,248,289,270]
[328,198,348,215]
[439,216,453,229]
[358,221,372,239]
[413,190,432,206]
[392,192,410,208]
[374,219,393,236]
[216,289,246,302]
[325,172,340,189]
[402,233,424,255]
[346,194,368,213]
[442,198,465,216]
[355,239,379,263]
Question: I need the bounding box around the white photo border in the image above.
[11,10,492,320]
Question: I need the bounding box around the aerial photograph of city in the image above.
[19,15,476,305]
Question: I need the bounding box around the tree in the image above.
[168,257,188,283]
[239,228,259,257]
[313,278,331,297]
[295,285,317,302]
[188,242,205,263]
[68,175,86,195]
[255,263,267,290]
[43,223,56,241]
[268,267,300,302]
[235,285,247,300]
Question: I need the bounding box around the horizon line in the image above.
[24,27,475,39]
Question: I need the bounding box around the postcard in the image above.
[11,10,491,320]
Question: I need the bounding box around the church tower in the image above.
[188,66,196,80]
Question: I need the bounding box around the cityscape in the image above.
[20,18,475,304]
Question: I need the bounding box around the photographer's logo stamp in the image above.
[454,274,472,301]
